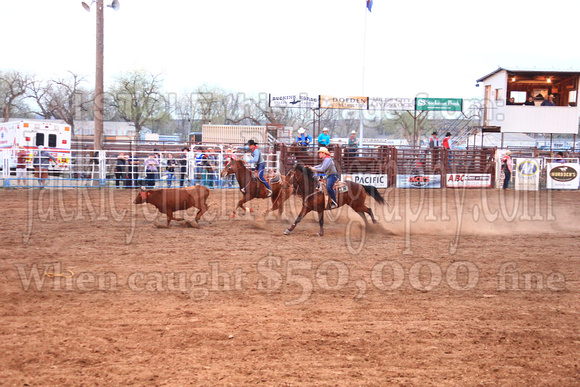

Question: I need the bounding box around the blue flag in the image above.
[367,0,373,12]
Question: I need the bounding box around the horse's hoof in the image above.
[284,229,291,235]
[317,232,324,237]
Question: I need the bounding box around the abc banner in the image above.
[396,174,441,189]
[514,158,541,191]
[343,173,388,188]
[546,162,580,190]
[446,174,492,188]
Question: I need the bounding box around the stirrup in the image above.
[240,187,246,193]
[266,189,272,197]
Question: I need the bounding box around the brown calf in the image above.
[134,186,210,227]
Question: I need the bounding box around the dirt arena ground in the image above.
[0,187,579,386]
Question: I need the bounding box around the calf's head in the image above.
[133,187,150,204]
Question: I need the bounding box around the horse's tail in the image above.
[362,185,385,205]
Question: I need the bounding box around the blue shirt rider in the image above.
[246,140,272,197]
[311,147,339,209]
[317,127,330,147]
[296,128,312,150]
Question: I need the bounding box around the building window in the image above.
[510,91,526,103]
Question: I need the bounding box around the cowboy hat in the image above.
[318,147,330,155]
[322,127,329,132]
[247,140,257,146]
[298,128,305,134]
[350,130,356,135]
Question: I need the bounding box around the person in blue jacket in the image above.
[246,140,271,197]
[317,127,330,147]
[296,128,312,151]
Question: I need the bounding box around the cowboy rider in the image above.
[246,139,272,197]
[311,147,339,209]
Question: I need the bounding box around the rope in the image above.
[45,269,74,278]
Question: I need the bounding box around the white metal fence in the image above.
[0,146,281,189]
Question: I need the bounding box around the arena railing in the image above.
[0,146,280,189]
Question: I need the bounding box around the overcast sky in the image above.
[3,0,580,101]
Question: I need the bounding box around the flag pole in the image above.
[359,4,368,150]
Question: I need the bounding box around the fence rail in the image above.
[2,144,577,189]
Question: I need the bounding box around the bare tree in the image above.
[108,70,167,137]
[0,70,31,121]
[28,71,91,132]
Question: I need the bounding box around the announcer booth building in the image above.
[476,67,580,138]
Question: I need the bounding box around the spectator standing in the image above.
[205,148,216,187]
[16,146,28,186]
[296,128,312,151]
[33,146,57,188]
[317,127,330,147]
[144,153,159,188]
[195,148,208,185]
[115,152,129,188]
[128,152,140,188]
[429,132,439,148]
[179,147,189,187]
[501,151,512,190]
[347,130,358,157]
[165,153,177,187]
[442,132,452,150]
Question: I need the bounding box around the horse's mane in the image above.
[295,164,316,181]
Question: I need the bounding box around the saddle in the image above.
[317,178,349,194]
[252,171,281,185]
[334,181,349,194]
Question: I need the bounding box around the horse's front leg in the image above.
[317,209,325,237]
[232,195,251,218]
[284,205,310,235]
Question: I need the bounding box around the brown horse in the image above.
[283,164,385,236]
[220,158,293,218]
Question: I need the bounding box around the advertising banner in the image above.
[269,94,319,109]
[342,173,388,188]
[446,174,493,188]
[415,98,463,112]
[546,162,580,189]
[320,95,368,110]
[368,97,415,111]
[514,158,541,191]
[396,174,441,188]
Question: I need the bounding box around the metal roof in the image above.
[476,67,580,83]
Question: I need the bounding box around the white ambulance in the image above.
[0,120,72,173]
